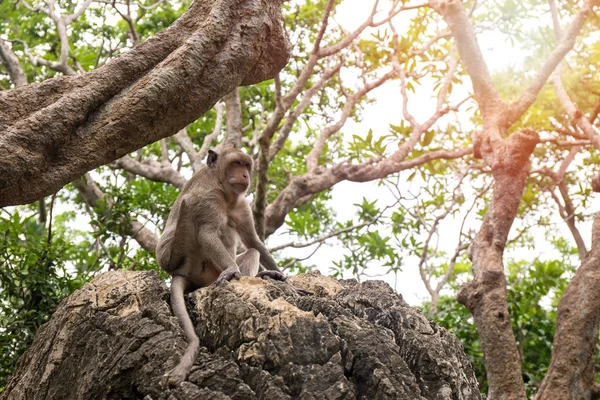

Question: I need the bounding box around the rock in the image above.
[2,270,481,400]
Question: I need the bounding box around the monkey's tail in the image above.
[168,275,200,385]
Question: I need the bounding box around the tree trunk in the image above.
[0,0,289,207]
[2,270,482,400]
[457,129,540,400]
[535,214,600,399]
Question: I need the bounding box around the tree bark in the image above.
[457,129,539,400]
[223,88,243,147]
[0,0,289,207]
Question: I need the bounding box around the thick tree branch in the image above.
[429,0,505,120]
[0,0,289,206]
[431,0,594,136]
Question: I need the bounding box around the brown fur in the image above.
[155,144,281,386]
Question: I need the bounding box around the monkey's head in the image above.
[208,146,253,195]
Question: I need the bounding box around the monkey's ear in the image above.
[207,150,219,168]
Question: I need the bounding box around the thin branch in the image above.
[264,146,472,236]
[280,243,323,271]
[417,172,468,299]
[269,220,374,252]
[506,0,595,126]
[65,0,94,24]
[269,60,343,161]
[306,68,398,171]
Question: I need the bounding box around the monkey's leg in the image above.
[236,248,260,277]
[167,275,200,387]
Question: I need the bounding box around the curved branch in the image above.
[0,0,289,206]
[112,156,187,189]
[264,146,472,236]
[306,68,397,171]
[269,219,373,252]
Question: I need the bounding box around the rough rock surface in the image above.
[2,270,482,399]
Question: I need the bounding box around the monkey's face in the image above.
[225,157,252,194]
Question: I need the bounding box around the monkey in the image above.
[155,143,295,386]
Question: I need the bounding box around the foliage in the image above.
[0,208,90,392]
[424,251,582,397]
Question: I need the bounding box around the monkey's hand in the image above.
[216,266,241,285]
[256,270,312,296]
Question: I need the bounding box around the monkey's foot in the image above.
[256,271,313,296]
[216,266,241,285]
[256,270,286,281]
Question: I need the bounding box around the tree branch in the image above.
[223,88,243,147]
[306,68,398,171]
[0,39,27,88]
[506,0,596,126]
[429,0,505,120]
[269,60,343,161]
[264,147,472,236]
[112,156,187,189]
[457,129,539,399]
[269,219,374,252]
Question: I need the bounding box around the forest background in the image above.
[1,0,600,397]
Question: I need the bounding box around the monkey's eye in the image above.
[233,160,243,166]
